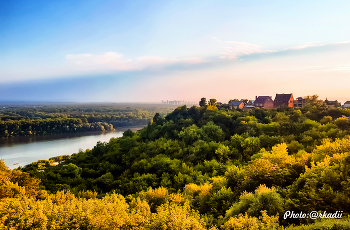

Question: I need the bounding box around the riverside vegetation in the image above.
[2,98,350,229]
[0,103,177,138]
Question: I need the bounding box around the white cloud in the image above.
[286,41,324,50]
[307,64,350,73]
[285,41,350,50]
[213,39,273,60]
[212,37,222,42]
[65,52,205,72]
[65,52,132,71]
[213,37,350,61]
[268,64,350,74]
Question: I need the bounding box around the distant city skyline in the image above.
[1,0,350,102]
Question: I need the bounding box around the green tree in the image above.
[178,124,202,144]
[304,94,320,106]
[199,98,207,107]
[208,99,217,107]
[60,163,82,178]
[335,117,350,130]
[226,184,284,219]
[241,99,248,105]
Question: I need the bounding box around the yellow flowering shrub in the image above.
[0,159,40,199]
[311,137,350,162]
[222,213,259,230]
[0,179,26,200]
[184,183,213,197]
[149,202,206,230]
[210,176,227,192]
[222,211,279,230]
[0,189,209,229]
[168,193,186,205]
[144,187,168,205]
[0,192,145,229]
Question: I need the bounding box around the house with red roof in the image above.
[254,96,274,109]
[274,93,294,108]
[229,101,244,109]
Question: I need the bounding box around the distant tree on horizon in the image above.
[208,99,217,107]
[199,98,207,107]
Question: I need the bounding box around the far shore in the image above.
[0,125,146,146]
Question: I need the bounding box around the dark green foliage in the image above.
[0,104,176,138]
[199,98,207,107]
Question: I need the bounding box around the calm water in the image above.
[0,127,142,169]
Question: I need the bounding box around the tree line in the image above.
[0,104,177,138]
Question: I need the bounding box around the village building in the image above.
[324,99,340,108]
[293,97,306,108]
[254,96,274,109]
[229,101,244,109]
[274,93,294,108]
[243,105,255,110]
[343,101,350,108]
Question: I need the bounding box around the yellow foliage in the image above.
[210,176,227,191]
[314,152,347,168]
[245,143,296,181]
[222,210,279,230]
[245,159,278,180]
[0,192,145,229]
[0,196,48,229]
[0,160,40,199]
[261,143,295,168]
[320,115,332,124]
[0,190,210,230]
[0,180,26,199]
[207,105,218,111]
[150,202,206,230]
[77,190,98,199]
[222,213,259,230]
[128,197,152,228]
[144,187,168,201]
[295,151,311,166]
[184,183,213,197]
[239,190,255,201]
[10,170,40,198]
[254,184,276,196]
[259,210,280,229]
[141,187,169,212]
[312,137,350,162]
[168,193,186,205]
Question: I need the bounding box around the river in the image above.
[0,127,143,169]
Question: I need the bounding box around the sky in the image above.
[1,0,350,103]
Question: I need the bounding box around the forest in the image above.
[2,99,350,229]
[0,103,176,138]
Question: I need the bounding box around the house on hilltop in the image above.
[324,99,340,108]
[343,101,350,108]
[254,96,274,109]
[293,97,306,108]
[274,93,294,108]
[229,101,244,109]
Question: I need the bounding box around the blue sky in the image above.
[1,0,350,102]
